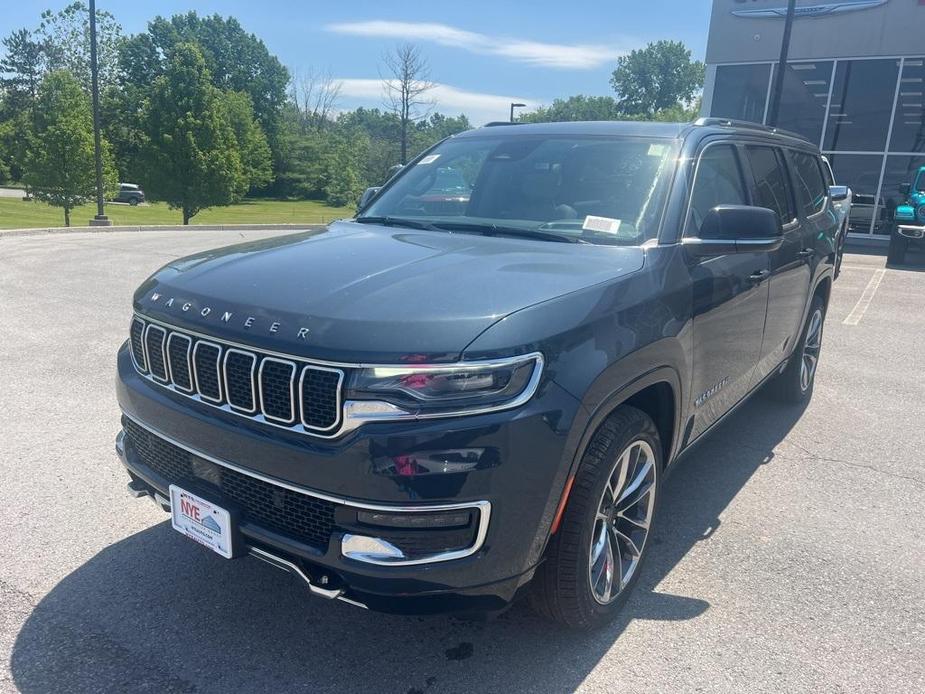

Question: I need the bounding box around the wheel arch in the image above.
[542,366,682,553]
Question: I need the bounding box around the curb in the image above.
[0,222,331,239]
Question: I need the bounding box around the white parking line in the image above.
[843,268,886,325]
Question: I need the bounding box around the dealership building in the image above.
[702,0,925,238]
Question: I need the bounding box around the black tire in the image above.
[887,227,907,265]
[129,197,139,206]
[769,293,826,404]
[529,406,661,630]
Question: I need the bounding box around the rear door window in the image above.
[745,146,795,224]
[790,151,827,217]
[688,144,748,236]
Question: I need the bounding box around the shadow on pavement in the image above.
[11,395,806,694]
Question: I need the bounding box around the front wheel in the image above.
[129,197,139,206]
[529,406,661,629]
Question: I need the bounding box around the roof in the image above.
[454,118,816,149]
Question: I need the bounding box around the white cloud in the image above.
[335,78,540,126]
[326,20,631,70]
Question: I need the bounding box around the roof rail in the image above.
[694,117,810,143]
[482,121,521,127]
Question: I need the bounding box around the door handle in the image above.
[747,269,770,284]
[798,248,815,258]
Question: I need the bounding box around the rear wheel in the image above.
[834,221,847,279]
[529,406,661,629]
[769,294,826,404]
[888,226,908,265]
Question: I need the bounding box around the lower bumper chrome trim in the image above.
[248,546,367,608]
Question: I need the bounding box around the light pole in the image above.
[510,102,526,123]
[88,0,111,226]
[766,0,796,127]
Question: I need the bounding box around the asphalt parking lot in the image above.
[1,229,923,693]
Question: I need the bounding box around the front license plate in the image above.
[169,485,234,558]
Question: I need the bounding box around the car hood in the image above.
[134,220,645,362]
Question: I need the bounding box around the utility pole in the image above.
[88,0,111,226]
[766,0,797,127]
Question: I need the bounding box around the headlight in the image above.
[344,353,544,422]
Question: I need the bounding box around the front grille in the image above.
[129,315,345,437]
[123,417,337,549]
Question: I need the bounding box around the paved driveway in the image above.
[0,230,922,693]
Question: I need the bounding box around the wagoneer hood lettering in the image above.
[135,220,645,362]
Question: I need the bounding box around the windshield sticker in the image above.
[582,216,622,234]
[417,154,440,165]
[647,144,668,157]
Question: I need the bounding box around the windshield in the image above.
[359,134,678,245]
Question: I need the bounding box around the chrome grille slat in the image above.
[130,317,147,372]
[224,349,256,413]
[166,333,193,392]
[300,366,344,431]
[129,316,345,438]
[192,341,223,403]
[259,357,296,423]
[144,325,168,382]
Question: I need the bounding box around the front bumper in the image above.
[115,342,580,612]
[897,224,925,241]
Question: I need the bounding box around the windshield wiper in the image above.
[354,216,439,231]
[428,221,587,244]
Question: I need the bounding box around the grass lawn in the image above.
[0,197,355,229]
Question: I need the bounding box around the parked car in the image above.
[113,183,145,205]
[888,165,925,264]
[821,156,852,278]
[115,118,840,629]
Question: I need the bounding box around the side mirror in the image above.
[828,185,849,202]
[899,182,911,196]
[358,186,381,211]
[684,205,783,257]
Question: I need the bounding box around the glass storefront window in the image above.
[824,59,899,153]
[712,64,771,124]
[772,61,833,147]
[889,59,925,153]
[826,153,886,233]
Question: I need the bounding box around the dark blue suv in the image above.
[116,119,842,629]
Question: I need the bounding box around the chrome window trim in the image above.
[166,333,194,393]
[143,324,169,383]
[192,340,224,404]
[130,317,147,373]
[258,357,296,424]
[121,412,491,566]
[299,365,345,432]
[223,348,257,414]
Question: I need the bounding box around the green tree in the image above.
[23,70,116,226]
[221,91,273,192]
[37,1,124,90]
[142,43,246,224]
[610,40,704,117]
[120,13,288,171]
[518,95,623,123]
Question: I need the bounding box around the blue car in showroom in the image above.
[115,118,841,629]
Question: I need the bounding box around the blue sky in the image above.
[1,0,713,125]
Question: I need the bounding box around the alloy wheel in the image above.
[588,440,657,605]
[800,308,824,392]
